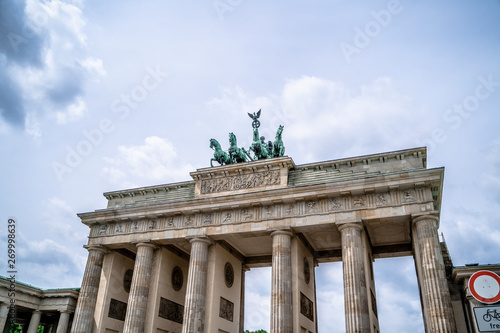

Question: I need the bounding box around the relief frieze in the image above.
[330,198,343,210]
[306,201,318,213]
[98,224,108,235]
[203,213,213,225]
[166,217,175,228]
[184,216,194,227]
[91,187,431,237]
[219,297,234,322]
[221,211,232,224]
[242,208,254,221]
[200,170,280,194]
[115,223,125,234]
[131,220,141,232]
[402,189,417,202]
[353,196,365,208]
[158,297,183,324]
[376,192,390,206]
[284,203,295,216]
[147,220,157,230]
[300,292,314,322]
[264,205,276,218]
[108,298,127,321]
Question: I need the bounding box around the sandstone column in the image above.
[56,311,70,333]
[123,242,157,333]
[413,215,456,333]
[70,245,107,333]
[0,303,10,332]
[182,238,212,333]
[270,230,293,333]
[27,310,42,333]
[240,265,250,333]
[338,223,370,333]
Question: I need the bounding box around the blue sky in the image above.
[1,1,500,332]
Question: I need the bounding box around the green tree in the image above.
[244,330,268,333]
[9,324,22,333]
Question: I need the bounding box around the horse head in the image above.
[229,132,236,144]
[209,138,219,149]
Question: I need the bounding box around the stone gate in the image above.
[70,147,457,333]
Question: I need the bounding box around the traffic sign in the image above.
[473,306,500,332]
[469,270,500,304]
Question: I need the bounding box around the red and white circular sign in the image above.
[468,270,500,304]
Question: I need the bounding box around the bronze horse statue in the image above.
[273,125,285,157]
[228,132,253,163]
[209,138,231,167]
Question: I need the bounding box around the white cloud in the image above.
[244,268,271,332]
[102,136,195,187]
[41,197,88,245]
[481,139,500,193]
[55,97,86,124]
[209,76,423,163]
[16,237,86,288]
[24,111,42,139]
[80,56,106,76]
[0,0,103,135]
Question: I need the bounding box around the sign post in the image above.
[470,270,500,332]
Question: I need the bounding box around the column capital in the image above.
[337,221,363,233]
[187,236,213,246]
[269,228,293,238]
[32,310,42,314]
[412,213,439,225]
[136,242,157,250]
[83,244,108,254]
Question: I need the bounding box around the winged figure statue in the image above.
[248,109,261,128]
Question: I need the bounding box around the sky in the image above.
[1,0,500,332]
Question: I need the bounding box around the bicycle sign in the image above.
[483,309,500,322]
[474,306,500,332]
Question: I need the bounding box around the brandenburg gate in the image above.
[70,114,456,333]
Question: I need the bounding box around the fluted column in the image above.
[338,223,370,333]
[182,237,212,333]
[56,311,70,333]
[70,245,107,333]
[27,310,42,333]
[0,303,9,332]
[270,230,293,333]
[123,242,157,333]
[413,215,456,333]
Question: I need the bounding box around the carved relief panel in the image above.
[200,170,281,195]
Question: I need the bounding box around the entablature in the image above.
[80,167,443,227]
